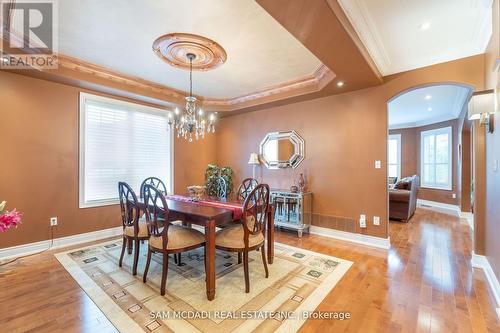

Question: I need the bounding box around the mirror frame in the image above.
[259,130,305,169]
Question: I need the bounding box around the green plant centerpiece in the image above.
[205,164,234,197]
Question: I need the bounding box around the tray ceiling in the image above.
[57,0,323,99]
[337,0,493,76]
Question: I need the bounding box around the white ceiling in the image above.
[338,0,493,76]
[57,0,322,99]
[388,85,471,129]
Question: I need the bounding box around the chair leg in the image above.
[161,253,169,296]
[261,244,269,278]
[119,236,127,268]
[133,238,140,276]
[173,253,178,265]
[177,253,182,266]
[238,252,242,264]
[243,251,250,293]
[143,248,152,283]
[127,238,133,255]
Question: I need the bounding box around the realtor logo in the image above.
[1,0,58,69]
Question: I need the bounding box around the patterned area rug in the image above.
[55,239,352,333]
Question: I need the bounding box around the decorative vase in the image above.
[298,173,306,192]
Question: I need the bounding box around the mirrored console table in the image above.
[270,189,312,237]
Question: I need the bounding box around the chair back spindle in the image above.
[241,184,270,246]
[237,178,258,200]
[140,177,167,199]
[143,184,171,249]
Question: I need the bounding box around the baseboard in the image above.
[0,226,123,260]
[417,199,460,216]
[471,252,500,319]
[309,226,390,250]
[459,211,474,230]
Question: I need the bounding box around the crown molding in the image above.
[202,65,335,111]
[336,0,391,76]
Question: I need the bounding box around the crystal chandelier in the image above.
[167,53,216,142]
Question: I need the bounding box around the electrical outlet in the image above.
[359,214,366,228]
[50,217,58,226]
[373,216,380,226]
[452,193,456,199]
[375,160,382,169]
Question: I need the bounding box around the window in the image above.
[420,127,452,190]
[388,134,401,180]
[79,93,173,208]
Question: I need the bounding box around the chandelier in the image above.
[167,53,216,142]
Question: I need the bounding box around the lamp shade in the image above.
[248,153,260,165]
[468,91,495,120]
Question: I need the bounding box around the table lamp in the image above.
[248,153,260,180]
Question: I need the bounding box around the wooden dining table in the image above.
[137,194,274,301]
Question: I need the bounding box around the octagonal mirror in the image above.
[259,130,305,169]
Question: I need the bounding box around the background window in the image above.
[420,127,452,190]
[388,134,401,180]
[79,93,173,208]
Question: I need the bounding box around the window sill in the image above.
[79,199,120,209]
[420,185,452,191]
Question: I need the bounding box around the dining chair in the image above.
[142,184,206,296]
[140,177,167,198]
[216,176,227,198]
[236,178,258,200]
[118,182,149,276]
[215,183,270,293]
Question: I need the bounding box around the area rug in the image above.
[55,239,352,333]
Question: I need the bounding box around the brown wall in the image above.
[217,88,388,238]
[390,119,460,205]
[0,71,215,248]
[484,0,500,284]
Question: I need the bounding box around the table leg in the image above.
[267,207,274,264]
[205,219,216,300]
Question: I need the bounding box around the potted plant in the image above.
[0,201,22,232]
[205,164,234,197]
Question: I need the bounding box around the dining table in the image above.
[137,194,274,301]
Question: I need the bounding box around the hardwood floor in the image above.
[0,208,499,332]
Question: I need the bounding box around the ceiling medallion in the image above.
[152,33,227,71]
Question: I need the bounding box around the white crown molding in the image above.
[471,252,500,319]
[336,0,391,75]
[310,225,390,250]
[0,226,123,260]
[337,0,493,76]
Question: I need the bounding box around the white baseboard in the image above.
[309,226,390,250]
[459,211,474,230]
[0,226,123,260]
[417,199,460,216]
[471,252,500,319]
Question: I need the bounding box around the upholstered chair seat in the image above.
[215,225,264,249]
[123,218,149,237]
[149,225,205,250]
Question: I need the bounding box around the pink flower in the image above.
[0,209,23,232]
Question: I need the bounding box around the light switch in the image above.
[375,160,382,169]
[452,193,456,199]
[493,160,499,173]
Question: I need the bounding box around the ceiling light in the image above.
[419,22,431,30]
[425,95,432,100]
[336,81,344,87]
[427,107,432,111]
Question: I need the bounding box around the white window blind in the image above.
[388,134,401,179]
[79,93,173,208]
[420,127,452,190]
